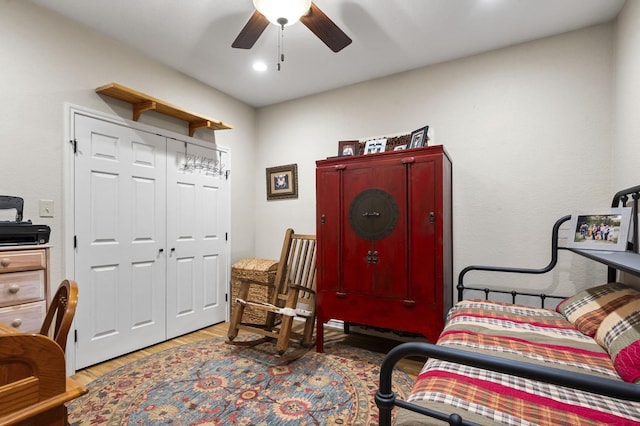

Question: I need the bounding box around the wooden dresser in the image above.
[0,245,50,333]
[315,146,453,351]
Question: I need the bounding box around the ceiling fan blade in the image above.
[232,10,270,49]
[300,2,352,53]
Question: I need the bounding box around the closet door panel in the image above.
[166,140,228,338]
[74,114,167,369]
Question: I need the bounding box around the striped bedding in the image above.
[395,300,640,426]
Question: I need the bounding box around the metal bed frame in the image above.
[375,184,640,426]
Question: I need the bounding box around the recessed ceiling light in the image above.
[253,61,268,72]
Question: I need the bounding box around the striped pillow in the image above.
[595,298,640,383]
[556,282,640,336]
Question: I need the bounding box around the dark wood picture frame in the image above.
[409,126,429,149]
[338,140,359,157]
[266,164,298,200]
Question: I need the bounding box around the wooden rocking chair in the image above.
[227,229,317,361]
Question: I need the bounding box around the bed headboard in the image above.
[611,184,640,253]
[458,184,640,305]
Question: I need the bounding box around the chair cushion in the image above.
[556,282,640,336]
[595,297,640,383]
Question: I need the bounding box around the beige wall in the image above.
[613,0,640,191]
[2,1,638,299]
[255,23,618,296]
[0,1,258,289]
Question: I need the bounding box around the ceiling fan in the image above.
[232,0,352,53]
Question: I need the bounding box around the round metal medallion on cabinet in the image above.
[348,188,399,241]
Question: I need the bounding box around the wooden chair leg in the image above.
[276,315,294,353]
[301,315,315,347]
[228,281,250,341]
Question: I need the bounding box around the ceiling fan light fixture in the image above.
[253,0,311,27]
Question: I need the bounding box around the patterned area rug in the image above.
[67,337,413,425]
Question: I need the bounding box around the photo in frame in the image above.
[338,140,359,157]
[266,164,298,200]
[566,207,632,251]
[363,138,387,155]
[409,126,429,149]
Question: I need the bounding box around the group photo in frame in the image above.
[408,125,429,149]
[566,207,632,251]
[266,163,298,200]
[364,138,387,154]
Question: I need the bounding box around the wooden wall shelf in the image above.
[96,83,233,137]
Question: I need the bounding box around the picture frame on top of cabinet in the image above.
[409,126,429,149]
[338,140,359,157]
[364,138,387,154]
[266,164,298,200]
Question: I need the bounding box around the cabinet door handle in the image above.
[8,284,20,294]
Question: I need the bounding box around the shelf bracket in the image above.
[189,120,213,137]
[133,100,157,121]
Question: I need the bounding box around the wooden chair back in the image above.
[272,229,317,307]
[40,279,78,352]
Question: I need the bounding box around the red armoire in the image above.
[315,146,452,352]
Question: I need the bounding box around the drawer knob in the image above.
[10,318,22,328]
[0,258,10,267]
[8,284,20,294]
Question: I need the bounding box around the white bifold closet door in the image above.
[166,139,229,339]
[73,113,228,369]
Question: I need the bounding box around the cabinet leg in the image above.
[316,320,324,353]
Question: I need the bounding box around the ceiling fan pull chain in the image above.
[277,18,287,71]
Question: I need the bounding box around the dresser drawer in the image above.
[0,250,47,273]
[0,300,46,333]
[0,270,45,308]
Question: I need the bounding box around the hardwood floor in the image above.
[71,322,425,386]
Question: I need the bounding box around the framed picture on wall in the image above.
[266,164,298,200]
[566,207,632,251]
[338,140,359,157]
[409,126,429,149]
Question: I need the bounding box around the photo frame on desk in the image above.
[409,126,429,149]
[266,164,298,200]
[566,207,632,251]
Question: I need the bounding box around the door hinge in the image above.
[70,139,77,153]
[225,232,228,241]
[74,329,78,342]
[225,170,231,180]
[74,235,77,249]
[225,293,228,302]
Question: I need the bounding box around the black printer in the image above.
[0,196,51,245]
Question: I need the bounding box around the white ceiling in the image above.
[31,0,625,108]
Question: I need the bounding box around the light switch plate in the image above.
[39,199,54,217]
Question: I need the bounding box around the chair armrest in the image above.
[287,284,315,295]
